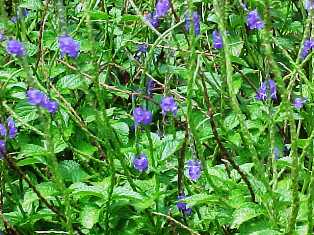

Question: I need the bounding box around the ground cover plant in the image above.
[0,0,314,234]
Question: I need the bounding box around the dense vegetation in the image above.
[0,0,314,234]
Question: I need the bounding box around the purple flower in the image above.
[27,88,45,105]
[58,35,80,58]
[305,0,314,10]
[22,8,29,17]
[0,140,6,158]
[41,96,59,113]
[294,97,307,109]
[247,10,264,30]
[0,33,5,42]
[6,40,26,57]
[256,82,267,101]
[187,160,201,181]
[212,30,223,49]
[155,0,170,18]
[146,79,155,96]
[138,44,148,53]
[177,194,192,215]
[7,117,17,139]
[301,39,314,59]
[269,80,277,100]
[185,12,201,36]
[160,96,178,116]
[133,107,153,125]
[133,153,148,172]
[144,12,160,28]
[26,88,58,113]
[10,16,17,24]
[0,124,6,137]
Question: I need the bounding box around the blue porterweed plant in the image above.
[301,39,314,59]
[305,0,314,10]
[212,30,223,49]
[176,194,192,215]
[187,159,201,181]
[0,33,5,41]
[246,9,264,30]
[0,140,5,158]
[6,39,25,57]
[133,107,153,125]
[256,80,277,101]
[27,88,58,113]
[294,97,307,109]
[185,11,201,36]
[133,153,149,172]
[58,35,80,58]
[1,0,314,234]
[160,96,178,116]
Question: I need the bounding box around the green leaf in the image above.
[231,203,263,229]
[57,74,86,90]
[59,160,89,183]
[19,0,42,10]
[112,121,129,145]
[80,206,100,229]
[70,182,106,198]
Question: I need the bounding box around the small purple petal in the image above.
[247,10,264,30]
[177,194,192,215]
[256,82,267,101]
[187,160,201,181]
[294,97,306,109]
[269,80,277,100]
[0,140,6,158]
[160,96,178,116]
[212,30,223,49]
[26,88,45,105]
[0,124,6,137]
[155,0,170,18]
[7,117,17,139]
[133,153,148,172]
[6,40,26,57]
[58,35,80,58]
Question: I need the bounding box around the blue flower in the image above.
[269,79,277,100]
[212,30,223,49]
[187,160,201,181]
[176,194,192,215]
[247,10,264,30]
[305,0,314,10]
[6,40,26,57]
[185,12,201,36]
[160,96,178,116]
[133,153,148,172]
[7,117,17,139]
[256,82,267,101]
[133,107,153,125]
[26,88,59,113]
[0,124,6,137]
[294,97,307,109]
[58,35,80,58]
[301,39,314,59]
[144,12,160,28]
[0,140,6,158]
[155,0,170,18]
[256,80,277,101]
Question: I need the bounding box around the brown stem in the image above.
[200,75,256,203]
[4,154,66,221]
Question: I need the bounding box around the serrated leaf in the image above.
[80,206,100,229]
[231,203,263,229]
[59,160,89,183]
